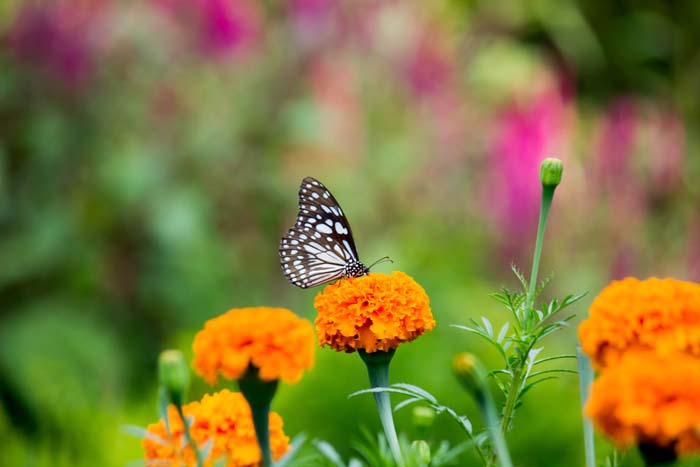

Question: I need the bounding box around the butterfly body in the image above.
[279,177,369,288]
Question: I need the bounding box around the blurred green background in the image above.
[1,0,699,466]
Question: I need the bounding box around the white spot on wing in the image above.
[335,222,348,235]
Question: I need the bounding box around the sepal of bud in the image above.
[158,350,190,406]
[540,157,563,187]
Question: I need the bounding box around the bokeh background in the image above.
[1,0,699,466]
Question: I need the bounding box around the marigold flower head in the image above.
[193,307,314,385]
[586,351,700,455]
[578,277,700,369]
[314,271,435,353]
[142,389,289,467]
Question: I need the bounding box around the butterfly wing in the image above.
[279,177,361,288]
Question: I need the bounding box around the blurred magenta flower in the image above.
[595,98,637,185]
[9,2,105,89]
[488,83,569,259]
[156,0,259,58]
[289,0,337,47]
[405,36,453,98]
[649,108,685,195]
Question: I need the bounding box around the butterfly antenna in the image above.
[368,256,393,270]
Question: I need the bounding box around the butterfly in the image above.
[279,177,385,288]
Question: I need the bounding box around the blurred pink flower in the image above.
[596,98,637,185]
[488,84,569,259]
[405,36,453,98]
[9,3,105,89]
[156,0,259,58]
[649,108,685,195]
[289,0,339,48]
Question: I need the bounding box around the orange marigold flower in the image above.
[314,271,435,353]
[586,351,700,455]
[142,389,289,467]
[578,277,700,369]
[193,307,314,385]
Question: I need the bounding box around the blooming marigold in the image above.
[142,389,289,467]
[586,351,700,455]
[578,277,700,369]
[193,307,314,385]
[314,271,435,353]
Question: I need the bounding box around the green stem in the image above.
[239,367,279,467]
[526,185,555,309]
[498,368,522,438]
[359,349,406,467]
[176,404,204,467]
[576,345,596,467]
[251,402,274,467]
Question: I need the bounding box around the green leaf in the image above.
[511,264,529,292]
[121,425,169,445]
[533,354,577,366]
[275,433,308,467]
[391,383,438,403]
[313,440,346,467]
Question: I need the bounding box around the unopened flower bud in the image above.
[158,350,190,406]
[452,352,484,400]
[540,157,563,187]
[410,440,431,465]
[412,406,436,430]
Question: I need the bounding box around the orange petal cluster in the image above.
[314,271,435,353]
[586,351,700,455]
[193,307,314,385]
[142,389,289,467]
[578,277,700,369]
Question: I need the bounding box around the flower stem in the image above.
[176,404,204,467]
[638,442,678,466]
[498,368,522,438]
[359,349,406,467]
[526,184,555,309]
[251,402,274,467]
[239,367,279,467]
[576,345,596,467]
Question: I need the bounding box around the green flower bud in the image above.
[410,440,431,465]
[540,157,563,187]
[158,350,190,406]
[453,352,478,391]
[412,406,436,430]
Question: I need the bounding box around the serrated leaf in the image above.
[511,264,529,291]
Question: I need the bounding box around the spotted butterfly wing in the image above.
[279,177,369,288]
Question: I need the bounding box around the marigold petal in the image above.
[193,307,315,384]
[586,351,700,455]
[578,277,700,369]
[314,271,435,353]
[142,389,290,467]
